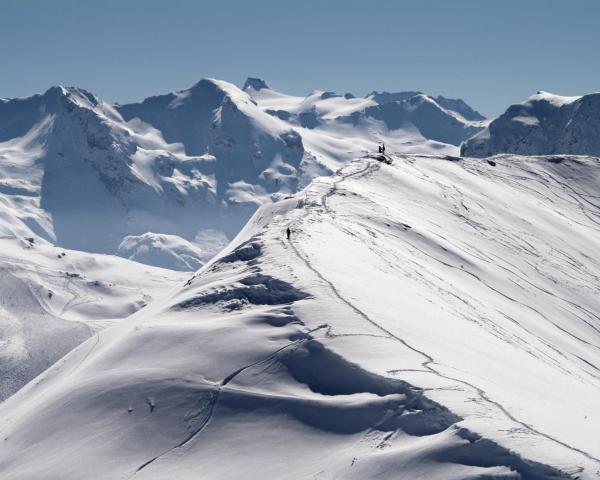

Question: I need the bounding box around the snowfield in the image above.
[1,153,598,479]
[0,236,184,402]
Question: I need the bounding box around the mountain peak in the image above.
[461,91,600,157]
[243,77,270,91]
[367,90,424,106]
[44,85,98,102]
[40,85,111,116]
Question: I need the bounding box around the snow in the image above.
[0,236,184,401]
[3,75,599,477]
[1,153,598,479]
[512,115,540,126]
[462,91,600,157]
[117,232,207,271]
[529,91,582,107]
[0,78,486,272]
[246,80,485,149]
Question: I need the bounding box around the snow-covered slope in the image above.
[0,236,183,402]
[2,153,598,479]
[117,232,208,271]
[0,79,485,270]
[117,79,311,201]
[461,91,600,157]
[246,80,486,152]
[0,85,238,269]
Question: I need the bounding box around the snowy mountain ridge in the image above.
[0,79,489,408]
[245,80,486,147]
[461,90,600,157]
[1,153,598,479]
[0,235,184,402]
[0,78,486,271]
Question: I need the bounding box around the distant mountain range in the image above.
[0,78,487,270]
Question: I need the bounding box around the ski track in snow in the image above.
[2,153,600,479]
[132,339,305,475]
[285,155,600,468]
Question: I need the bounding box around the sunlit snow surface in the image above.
[1,154,598,479]
[0,79,484,271]
[462,91,600,157]
[0,237,184,401]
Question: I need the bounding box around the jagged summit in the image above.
[366,91,486,124]
[0,84,118,142]
[243,77,270,91]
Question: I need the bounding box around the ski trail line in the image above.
[286,157,600,469]
[131,339,303,477]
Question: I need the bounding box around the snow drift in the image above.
[1,153,598,479]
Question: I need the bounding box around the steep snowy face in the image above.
[2,154,598,479]
[118,78,306,193]
[0,82,302,269]
[461,91,600,157]
[433,95,486,121]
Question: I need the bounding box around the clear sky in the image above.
[1,0,599,117]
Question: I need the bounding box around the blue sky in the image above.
[1,0,599,117]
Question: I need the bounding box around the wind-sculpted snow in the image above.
[1,153,598,478]
[173,272,309,311]
[461,91,600,157]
